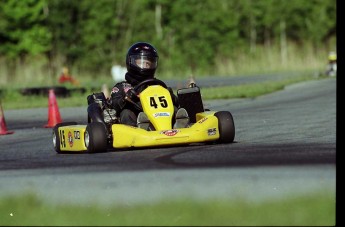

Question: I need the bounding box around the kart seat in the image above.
[177,85,204,123]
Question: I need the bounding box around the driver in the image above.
[87,42,188,129]
[325,51,337,77]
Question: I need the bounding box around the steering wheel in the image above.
[124,78,168,111]
[133,78,168,93]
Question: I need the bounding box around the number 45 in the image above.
[150,96,168,108]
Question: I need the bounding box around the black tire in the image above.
[53,122,78,154]
[50,86,69,97]
[214,111,235,143]
[20,88,40,96]
[84,122,108,153]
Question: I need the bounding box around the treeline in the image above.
[0,0,336,80]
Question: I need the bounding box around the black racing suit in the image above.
[108,80,179,126]
[87,74,179,129]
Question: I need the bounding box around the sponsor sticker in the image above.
[111,87,119,93]
[68,131,74,147]
[198,117,208,124]
[153,112,170,118]
[123,83,133,93]
[160,129,180,136]
[207,128,217,136]
[74,131,80,139]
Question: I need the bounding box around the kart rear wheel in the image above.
[84,122,108,153]
[53,122,78,154]
[215,111,235,143]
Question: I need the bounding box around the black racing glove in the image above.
[125,88,138,102]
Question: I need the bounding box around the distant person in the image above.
[325,51,337,77]
[58,67,79,85]
[111,63,126,82]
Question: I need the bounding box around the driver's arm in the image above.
[109,83,127,113]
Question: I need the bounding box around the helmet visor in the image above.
[131,55,158,70]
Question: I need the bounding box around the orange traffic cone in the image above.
[0,101,14,135]
[44,89,62,128]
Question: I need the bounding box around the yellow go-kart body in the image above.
[53,80,235,153]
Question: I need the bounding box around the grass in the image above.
[200,74,317,99]
[0,88,91,110]
[0,191,335,226]
[0,72,324,110]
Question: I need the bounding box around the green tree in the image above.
[46,0,85,67]
[0,0,51,60]
[0,0,337,82]
[0,0,51,82]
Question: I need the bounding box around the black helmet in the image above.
[126,42,158,82]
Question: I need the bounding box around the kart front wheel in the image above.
[215,111,235,143]
[53,122,78,154]
[84,122,108,153]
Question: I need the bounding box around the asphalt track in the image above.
[0,77,336,206]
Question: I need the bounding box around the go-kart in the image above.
[52,78,235,153]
